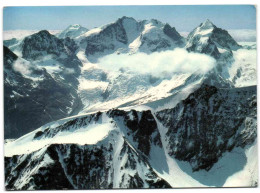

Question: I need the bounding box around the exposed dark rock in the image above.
[156,85,257,171]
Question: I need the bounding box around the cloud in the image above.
[3,30,61,40]
[98,48,216,77]
[64,68,75,74]
[13,58,32,75]
[181,29,256,42]
[227,29,256,42]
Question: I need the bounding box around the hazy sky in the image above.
[3,5,256,31]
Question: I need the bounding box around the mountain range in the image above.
[3,17,257,189]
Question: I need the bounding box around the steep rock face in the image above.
[21,30,82,77]
[186,19,241,60]
[4,46,81,138]
[22,30,67,60]
[58,24,88,39]
[107,109,162,156]
[4,46,18,66]
[82,17,131,59]
[21,31,81,70]
[156,85,256,171]
[4,30,84,138]
[5,109,170,190]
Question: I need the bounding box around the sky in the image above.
[3,5,256,32]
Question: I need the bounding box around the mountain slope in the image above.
[4,46,81,138]
[157,85,256,171]
[4,30,84,138]
[5,110,171,189]
[4,85,257,189]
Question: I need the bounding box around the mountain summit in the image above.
[185,19,241,59]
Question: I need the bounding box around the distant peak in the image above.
[37,30,51,36]
[68,24,82,29]
[201,19,215,29]
[144,18,164,27]
[117,16,136,22]
[150,19,162,24]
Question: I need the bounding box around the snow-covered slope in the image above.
[228,47,257,87]
[3,30,84,138]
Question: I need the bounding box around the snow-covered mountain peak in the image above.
[58,24,88,39]
[186,19,241,59]
[190,19,216,38]
[146,19,164,26]
[200,19,216,30]
[68,24,82,29]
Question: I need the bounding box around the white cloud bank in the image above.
[98,48,216,77]
[227,29,256,42]
[3,30,61,40]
